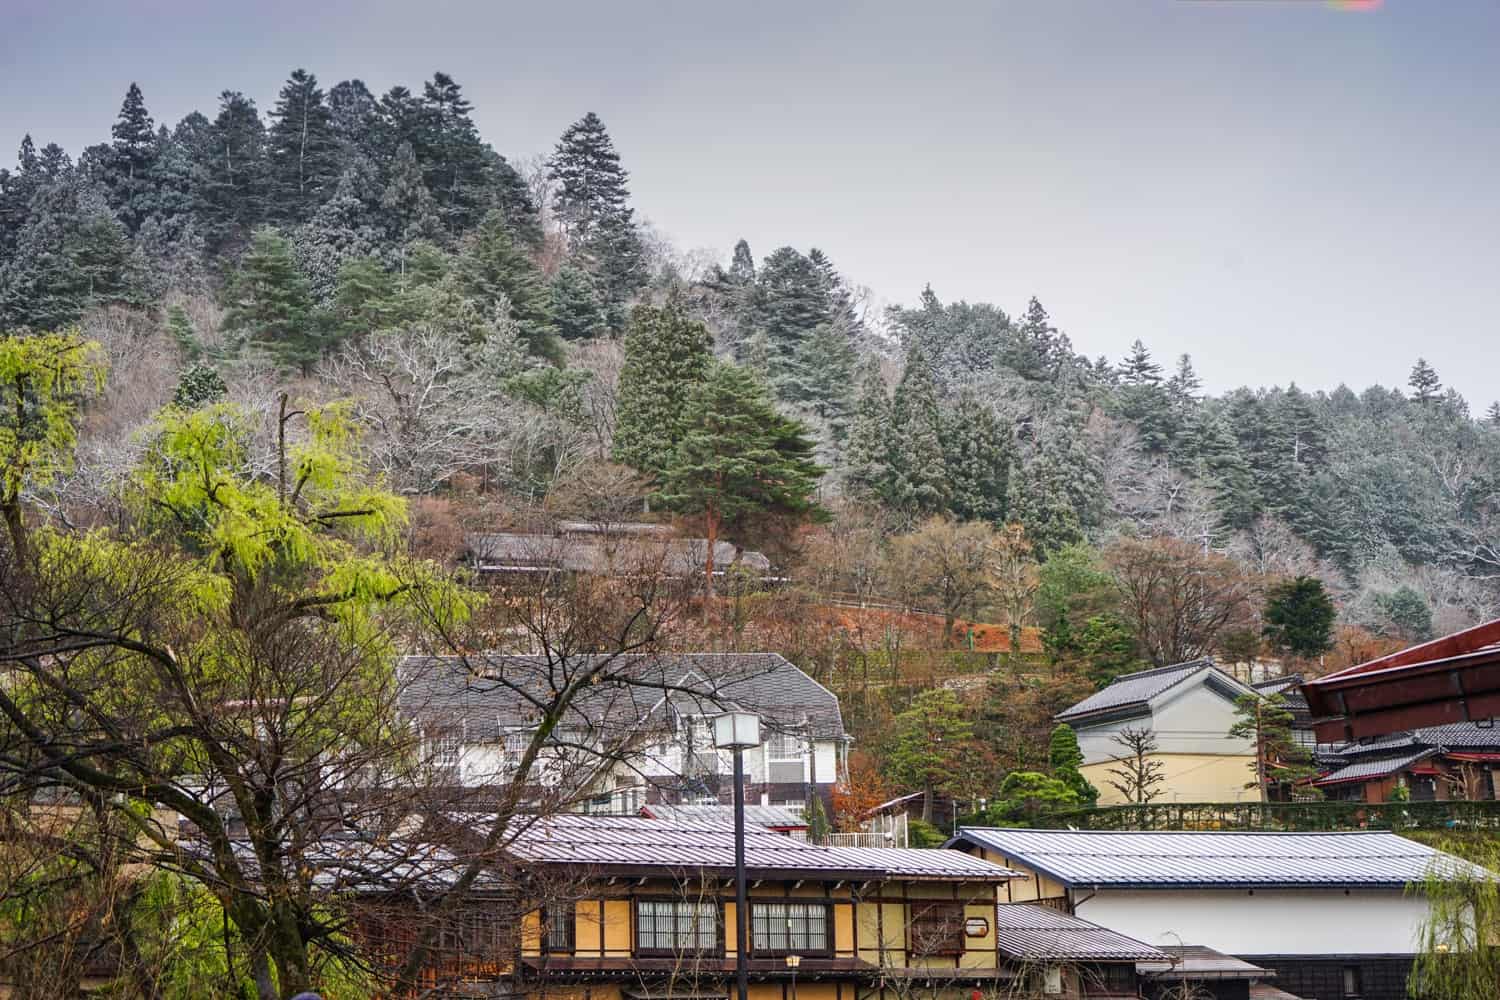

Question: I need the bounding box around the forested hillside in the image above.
[4,69,1499,639]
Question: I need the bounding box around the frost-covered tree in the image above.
[888,345,948,517]
[267,69,339,221]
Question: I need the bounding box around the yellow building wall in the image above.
[1081,752,1257,805]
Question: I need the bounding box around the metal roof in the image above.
[488,814,1023,881]
[1314,749,1436,786]
[398,652,846,741]
[1055,659,1251,725]
[640,803,808,829]
[1137,946,1269,980]
[466,530,773,576]
[991,904,1166,961]
[949,828,1489,889]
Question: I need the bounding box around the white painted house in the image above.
[398,652,848,814]
[1055,658,1260,804]
[947,828,1486,1000]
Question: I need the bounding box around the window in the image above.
[429,733,461,778]
[544,901,575,953]
[636,900,720,955]
[1042,967,1063,995]
[752,901,831,954]
[1342,965,1363,997]
[907,902,965,957]
[768,730,804,760]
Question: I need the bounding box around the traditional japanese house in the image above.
[1312,721,1500,802]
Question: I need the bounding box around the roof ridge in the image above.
[1106,658,1213,683]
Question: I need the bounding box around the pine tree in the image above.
[165,305,200,360]
[728,239,755,285]
[267,69,340,221]
[942,389,1010,524]
[1487,402,1500,426]
[454,209,558,361]
[198,91,269,251]
[329,79,380,157]
[549,265,607,340]
[290,161,384,302]
[1183,408,1258,530]
[785,323,857,439]
[1263,575,1336,659]
[1048,723,1098,807]
[415,73,497,234]
[842,357,894,502]
[1119,340,1163,386]
[1118,340,1175,454]
[887,345,948,516]
[547,112,646,318]
[612,301,713,479]
[1408,358,1442,404]
[755,247,828,392]
[658,360,824,603]
[221,226,319,373]
[105,82,158,233]
[1008,296,1057,380]
[332,256,402,337]
[380,142,443,247]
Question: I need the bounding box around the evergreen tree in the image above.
[104,82,158,232]
[328,79,380,158]
[380,142,443,247]
[454,209,558,361]
[172,362,228,409]
[165,305,200,360]
[290,161,384,302]
[549,265,607,341]
[786,323,857,439]
[332,255,403,337]
[1375,586,1434,642]
[415,73,501,234]
[942,389,1009,525]
[198,91,268,251]
[1009,296,1058,380]
[1048,723,1098,807]
[1118,339,1174,454]
[659,360,824,601]
[1487,402,1500,426]
[547,112,646,318]
[377,85,425,152]
[1011,437,1097,557]
[755,246,827,392]
[267,69,340,221]
[1262,575,1336,659]
[728,238,755,285]
[1408,358,1442,403]
[887,345,948,517]
[613,302,714,479]
[221,226,319,372]
[842,357,894,502]
[1183,407,1258,530]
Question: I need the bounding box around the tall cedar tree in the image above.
[105,82,157,233]
[942,389,1009,524]
[417,73,511,235]
[787,323,857,440]
[612,302,714,479]
[1408,357,1442,403]
[381,142,442,247]
[658,361,824,604]
[754,247,827,392]
[550,265,607,340]
[221,227,319,373]
[199,91,269,251]
[1262,575,1336,659]
[842,357,893,502]
[547,112,646,319]
[454,209,560,362]
[888,345,948,517]
[267,69,340,221]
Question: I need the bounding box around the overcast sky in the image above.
[4,0,1497,406]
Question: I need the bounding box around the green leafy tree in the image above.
[172,362,228,409]
[1263,575,1336,659]
[221,226,320,372]
[942,389,1010,525]
[986,771,1081,826]
[380,141,443,248]
[883,689,975,822]
[612,301,713,479]
[1048,723,1098,808]
[1229,692,1315,801]
[1409,838,1500,1000]
[888,345,948,517]
[1376,585,1434,642]
[658,360,824,603]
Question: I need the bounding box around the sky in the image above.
[3,0,1497,406]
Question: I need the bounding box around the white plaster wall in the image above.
[1075,681,1253,764]
[1075,889,1428,955]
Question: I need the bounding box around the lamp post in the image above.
[713,711,761,1000]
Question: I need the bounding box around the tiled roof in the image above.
[1333,722,1500,758]
[1055,659,1237,723]
[992,904,1166,961]
[1137,945,1269,979]
[640,803,807,830]
[466,531,772,576]
[485,814,1022,881]
[398,652,846,741]
[1313,749,1436,787]
[949,828,1488,889]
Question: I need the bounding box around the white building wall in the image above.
[1075,888,1428,955]
[1075,680,1253,765]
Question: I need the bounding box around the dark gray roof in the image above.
[1252,675,1312,725]
[1056,659,1244,724]
[398,652,846,741]
[485,814,1022,881]
[1137,946,1269,980]
[1314,749,1436,787]
[949,828,1489,889]
[466,530,772,576]
[1333,722,1500,758]
[640,803,808,830]
[992,904,1166,961]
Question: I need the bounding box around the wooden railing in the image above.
[1035,800,1500,832]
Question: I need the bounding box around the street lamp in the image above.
[713,711,761,1000]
